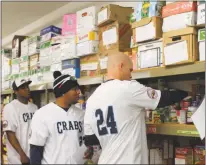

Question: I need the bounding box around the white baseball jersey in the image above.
[84,80,161,164]
[3,99,38,164]
[29,103,87,164]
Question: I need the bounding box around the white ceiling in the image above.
[2,1,68,38]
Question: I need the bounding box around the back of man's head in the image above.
[107,52,133,81]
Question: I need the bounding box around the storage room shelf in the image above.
[77,76,104,86]
[1,89,12,95]
[146,123,199,137]
[132,62,205,80]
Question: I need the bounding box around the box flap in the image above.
[163,27,197,38]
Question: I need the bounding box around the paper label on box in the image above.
[164,41,189,65]
[98,8,108,24]
[103,28,117,45]
[139,48,159,68]
[62,68,75,77]
[197,4,205,25]
[99,57,108,69]
[81,63,98,71]
[135,22,155,42]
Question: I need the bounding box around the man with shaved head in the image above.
[84,52,188,164]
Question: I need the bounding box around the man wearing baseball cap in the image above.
[2,79,38,164]
[29,71,87,164]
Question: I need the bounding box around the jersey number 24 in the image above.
[95,106,118,136]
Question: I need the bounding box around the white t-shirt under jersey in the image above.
[29,103,87,164]
[3,99,38,164]
[84,80,161,164]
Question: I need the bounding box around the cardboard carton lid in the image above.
[163,27,197,38]
[131,17,161,29]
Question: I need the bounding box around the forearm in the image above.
[84,134,100,147]
[6,131,26,156]
[158,90,188,108]
[30,145,44,165]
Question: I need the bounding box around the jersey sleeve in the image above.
[84,105,94,136]
[2,104,18,132]
[129,80,161,110]
[29,112,49,146]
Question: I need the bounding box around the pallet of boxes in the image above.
[97,4,134,76]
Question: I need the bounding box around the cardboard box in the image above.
[194,146,205,164]
[28,36,41,55]
[11,58,20,74]
[21,38,29,56]
[77,41,99,57]
[20,56,29,72]
[80,54,100,77]
[77,6,100,31]
[1,49,12,59]
[62,59,80,78]
[135,1,166,21]
[76,30,98,43]
[163,11,197,32]
[175,147,193,164]
[61,37,77,60]
[197,4,205,25]
[162,2,197,18]
[12,35,28,58]
[97,4,133,27]
[51,44,62,64]
[40,25,62,36]
[62,14,76,36]
[163,27,198,66]
[138,39,163,69]
[39,41,51,58]
[99,21,132,51]
[198,29,205,61]
[29,54,39,70]
[132,17,162,43]
[50,62,62,72]
[41,32,60,43]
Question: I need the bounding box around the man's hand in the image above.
[20,153,30,164]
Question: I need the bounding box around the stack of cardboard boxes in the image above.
[97,4,133,75]
[162,2,199,66]
[132,2,164,70]
[1,49,12,90]
[75,6,100,77]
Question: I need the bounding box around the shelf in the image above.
[146,123,199,137]
[132,62,205,80]
[1,89,12,95]
[77,76,104,86]
[30,83,47,91]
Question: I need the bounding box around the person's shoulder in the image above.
[34,103,54,116]
[28,102,38,110]
[72,105,85,116]
[3,100,17,111]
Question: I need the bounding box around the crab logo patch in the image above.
[2,120,8,128]
[147,88,158,99]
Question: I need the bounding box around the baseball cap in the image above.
[12,79,32,90]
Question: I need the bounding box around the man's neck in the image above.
[17,96,29,105]
[56,99,71,109]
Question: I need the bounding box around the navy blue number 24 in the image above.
[95,106,118,136]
